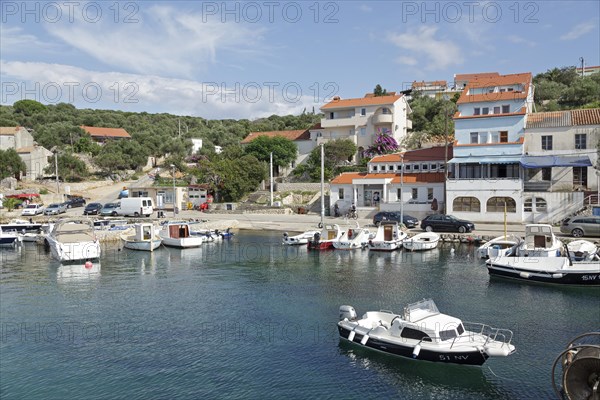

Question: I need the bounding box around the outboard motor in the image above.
[339,305,357,321]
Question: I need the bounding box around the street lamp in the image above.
[400,153,404,228]
[170,164,176,216]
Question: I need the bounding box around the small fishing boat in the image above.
[486,255,600,285]
[282,230,320,245]
[368,221,408,251]
[45,219,101,262]
[307,224,344,250]
[476,235,521,259]
[159,223,204,248]
[0,219,42,234]
[516,224,563,257]
[566,240,599,261]
[120,223,162,251]
[337,298,515,366]
[333,225,371,250]
[403,232,440,251]
[0,226,21,247]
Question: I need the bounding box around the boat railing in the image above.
[463,321,514,347]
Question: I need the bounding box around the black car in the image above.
[420,214,475,233]
[64,196,86,208]
[372,211,419,228]
[83,202,103,215]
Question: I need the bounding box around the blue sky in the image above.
[1,1,598,119]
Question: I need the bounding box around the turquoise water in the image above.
[1,231,598,399]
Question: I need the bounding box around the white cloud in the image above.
[43,4,267,78]
[388,26,463,70]
[359,4,373,12]
[0,26,57,52]
[396,56,418,66]
[560,21,596,40]
[0,61,318,120]
[507,35,536,47]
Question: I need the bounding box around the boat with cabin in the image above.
[368,221,408,251]
[337,298,515,366]
[333,224,371,250]
[159,222,204,248]
[307,224,344,250]
[45,219,101,262]
[516,224,563,257]
[120,223,162,251]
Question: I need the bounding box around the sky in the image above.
[1,1,599,120]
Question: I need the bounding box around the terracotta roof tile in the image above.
[0,126,23,135]
[571,108,600,126]
[370,146,453,163]
[526,109,600,128]
[321,94,402,110]
[241,129,310,144]
[331,172,446,184]
[81,125,131,138]
[457,73,532,105]
[454,72,499,83]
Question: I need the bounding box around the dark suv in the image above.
[420,214,475,233]
[64,196,86,208]
[372,211,419,228]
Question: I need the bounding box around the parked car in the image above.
[560,216,600,237]
[64,195,86,208]
[372,211,419,228]
[83,202,103,215]
[420,214,475,233]
[100,202,120,216]
[21,204,44,216]
[43,203,67,215]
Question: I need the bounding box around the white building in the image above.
[314,93,412,161]
[0,126,53,181]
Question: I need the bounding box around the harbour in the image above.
[1,230,598,399]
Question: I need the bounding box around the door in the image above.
[364,190,373,207]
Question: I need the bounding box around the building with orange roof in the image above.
[329,146,450,219]
[0,126,53,181]
[317,93,412,161]
[80,125,131,143]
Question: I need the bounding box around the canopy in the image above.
[5,193,40,199]
[447,155,522,164]
[520,155,592,168]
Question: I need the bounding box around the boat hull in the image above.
[368,241,403,251]
[487,263,600,285]
[308,241,335,250]
[122,239,162,251]
[47,239,101,262]
[337,326,488,366]
[161,236,203,248]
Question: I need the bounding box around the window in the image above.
[490,163,520,179]
[479,132,487,144]
[397,188,402,201]
[397,164,402,171]
[482,107,489,115]
[541,135,553,150]
[388,165,394,171]
[361,108,366,116]
[491,132,500,143]
[493,106,501,114]
[502,104,510,113]
[500,88,506,93]
[430,163,438,171]
[405,164,411,171]
[372,165,378,172]
[427,188,434,201]
[487,197,516,213]
[524,198,532,212]
[411,188,418,200]
[474,107,480,115]
[453,197,480,212]
[422,164,429,171]
[439,163,445,171]
[535,197,547,211]
[382,108,391,114]
[412,164,420,171]
[470,132,478,144]
[440,328,458,341]
[338,188,344,199]
[573,167,588,187]
[360,127,366,136]
[542,168,551,181]
[575,134,587,149]
[507,87,514,92]
[400,327,431,342]
[330,112,334,119]
[500,131,508,142]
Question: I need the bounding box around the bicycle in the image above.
[345,210,358,220]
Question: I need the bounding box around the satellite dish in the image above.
[552,332,600,400]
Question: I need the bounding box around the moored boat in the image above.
[486,256,600,285]
[403,232,440,251]
[307,224,344,250]
[121,223,162,251]
[516,224,563,257]
[476,235,521,259]
[333,225,371,250]
[337,298,515,366]
[282,230,320,245]
[45,219,101,262]
[0,226,21,247]
[368,221,408,251]
[566,240,599,261]
[159,223,204,248]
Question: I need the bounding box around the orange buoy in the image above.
[84,261,93,269]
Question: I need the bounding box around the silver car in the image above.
[560,216,600,237]
[43,203,67,215]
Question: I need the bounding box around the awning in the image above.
[448,155,522,164]
[520,155,592,168]
[5,193,40,199]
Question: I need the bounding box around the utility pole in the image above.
[171,164,177,216]
[54,151,60,199]
[320,144,325,227]
[580,57,585,77]
[444,104,449,213]
[400,153,404,228]
[270,152,274,206]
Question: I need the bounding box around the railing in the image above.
[462,321,514,347]
[585,194,599,206]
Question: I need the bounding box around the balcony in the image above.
[524,181,551,192]
[372,113,393,124]
[321,115,368,128]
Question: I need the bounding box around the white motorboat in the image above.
[159,223,204,248]
[337,298,515,366]
[121,223,162,251]
[282,230,320,245]
[403,232,440,251]
[476,235,522,259]
[45,219,101,262]
[566,240,599,261]
[0,226,21,247]
[307,224,344,250]
[516,224,563,257]
[486,255,600,285]
[368,221,408,251]
[333,225,371,250]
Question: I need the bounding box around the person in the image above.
[351,203,356,212]
[334,203,339,217]
[373,192,380,204]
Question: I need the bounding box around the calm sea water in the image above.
[1,230,598,399]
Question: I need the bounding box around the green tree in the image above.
[244,136,298,171]
[374,84,388,97]
[13,99,47,116]
[0,148,27,179]
[295,139,357,181]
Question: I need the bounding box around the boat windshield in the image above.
[439,323,465,341]
[403,298,439,321]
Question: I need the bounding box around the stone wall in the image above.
[275,183,330,193]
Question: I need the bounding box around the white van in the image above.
[116,197,154,217]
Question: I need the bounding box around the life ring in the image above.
[348,229,353,239]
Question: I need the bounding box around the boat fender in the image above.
[519,272,530,279]
[360,333,369,345]
[348,329,356,342]
[412,344,421,358]
[552,273,564,279]
[348,230,353,239]
[283,232,288,238]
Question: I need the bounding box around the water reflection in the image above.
[56,261,101,282]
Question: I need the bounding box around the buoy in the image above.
[84,261,93,269]
[412,344,421,358]
[348,330,356,341]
